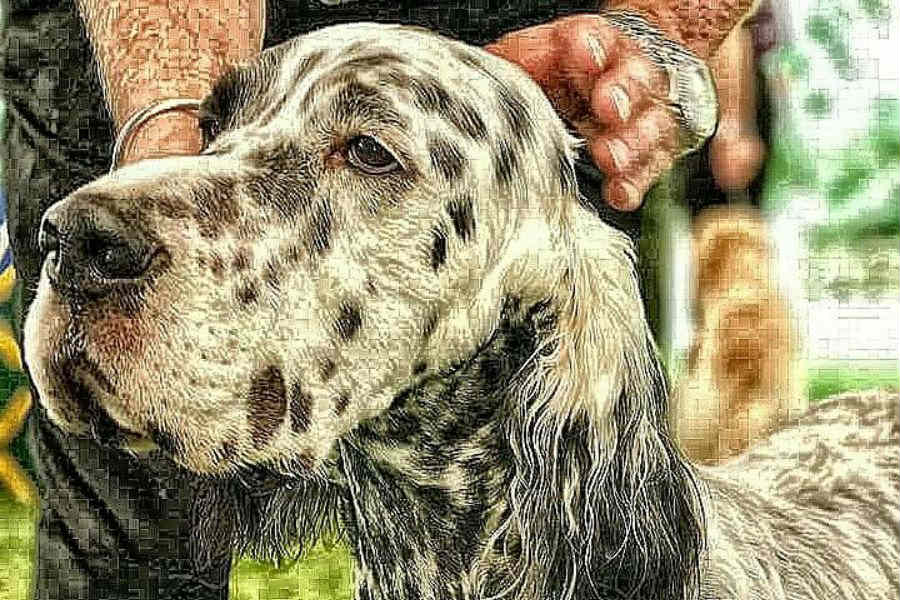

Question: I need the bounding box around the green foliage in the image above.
[771,45,810,80]
[760,134,818,210]
[809,192,900,250]
[816,98,899,210]
[806,13,855,79]
[803,90,833,118]
[869,98,900,167]
[858,0,891,22]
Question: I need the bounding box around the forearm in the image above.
[76,0,264,159]
[606,0,761,59]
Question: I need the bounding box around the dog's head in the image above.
[26,21,676,476]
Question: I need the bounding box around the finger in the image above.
[590,135,637,180]
[552,15,622,99]
[590,57,669,126]
[610,103,680,163]
[603,149,673,211]
[587,103,679,179]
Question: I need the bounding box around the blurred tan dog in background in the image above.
[674,205,806,463]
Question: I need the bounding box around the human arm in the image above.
[486,0,760,210]
[75,0,265,164]
[707,24,766,192]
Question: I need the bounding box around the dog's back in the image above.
[699,390,899,599]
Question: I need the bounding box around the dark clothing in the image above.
[0,1,635,598]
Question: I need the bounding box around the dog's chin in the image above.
[45,368,156,453]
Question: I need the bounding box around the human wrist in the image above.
[117,108,202,166]
[604,0,756,60]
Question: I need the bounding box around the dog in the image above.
[24,23,899,600]
[674,205,807,463]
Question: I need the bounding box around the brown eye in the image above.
[347,135,400,174]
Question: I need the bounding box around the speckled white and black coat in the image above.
[24,23,899,600]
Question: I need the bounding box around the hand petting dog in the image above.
[487,15,680,212]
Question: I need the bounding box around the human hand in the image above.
[486,14,688,211]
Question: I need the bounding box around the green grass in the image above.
[229,543,352,600]
[0,494,353,600]
[0,496,34,600]
[806,360,899,402]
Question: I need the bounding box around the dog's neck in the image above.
[207,296,702,600]
[338,297,547,598]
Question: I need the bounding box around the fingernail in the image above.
[606,138,630,171]
[586,35,607,69]
[617,180,640,209]
[610,85,631,122]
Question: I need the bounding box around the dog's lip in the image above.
[63,366,151,445]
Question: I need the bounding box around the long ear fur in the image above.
[477,171,705,599]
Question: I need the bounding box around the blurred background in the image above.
[0,0,897,597]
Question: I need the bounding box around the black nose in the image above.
[40,197,158,296]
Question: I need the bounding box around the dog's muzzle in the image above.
[38,195,161,299]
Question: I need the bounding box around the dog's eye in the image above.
[347,136,400,174]
[199,117,221,149]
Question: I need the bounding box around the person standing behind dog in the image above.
[0,1,752,598]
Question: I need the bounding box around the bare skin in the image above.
[76,0,264,164]
[707,24,767,192]
[76,1,757,208]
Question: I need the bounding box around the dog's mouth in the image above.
[57,362,155,451]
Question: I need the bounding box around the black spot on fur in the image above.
[446,194,475,242]
[152,196,192,220]
[327,80,403,127]
[494,139,519,187]
[385,69,487,141]
[429,138,466,182]
[194,178,239,239]
[422,311,439,339]
[215,440,238,463]
[237,281,259,306]
[497,87,532,143]
[283,244,303,265]
[334,393,351,416]
[405,73,453,112]
[263,259,281,291]
[289,382,312,434]
[558,151,577,196]
[343,51,407,70]
[448,101,489,141]
[148,425,182,455]
[308,201,332,256]
[232,247,252,271]
[430,226,448,271]
[246,157,317,219]
[335,302,362,341]
[356,586,374,600]
[365,277,377,296]
[209,253,226,278]
[247,365,287,448]
[320,358,336,381]
[412,362,427,375]
[389,387,415,412]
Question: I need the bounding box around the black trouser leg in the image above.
[1,5,232,599]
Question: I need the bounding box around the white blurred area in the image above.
[667,0,899,367]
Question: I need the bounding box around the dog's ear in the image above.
[482,192,705,599]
